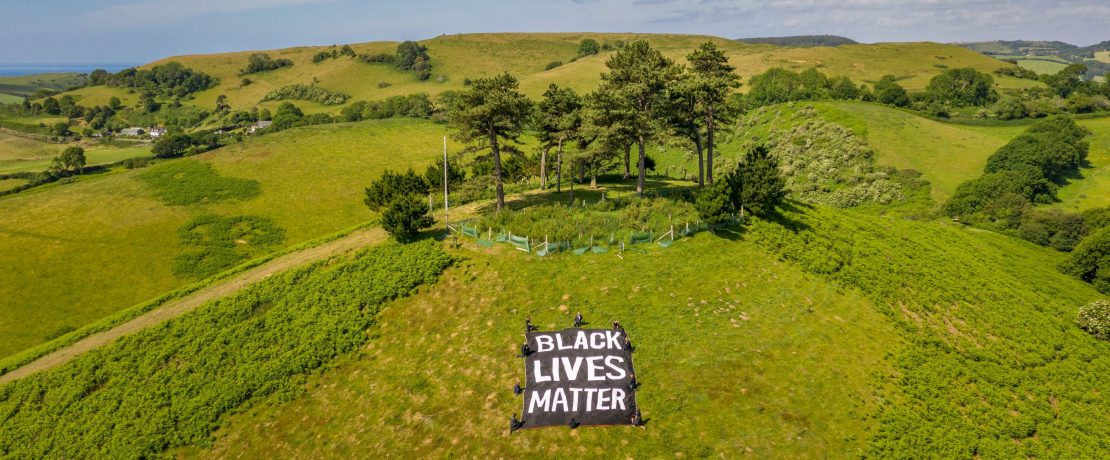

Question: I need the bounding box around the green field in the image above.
[0,93,22,104]
[150,201,1107,458]
[0,118,455,357]
[0,72,86,98]
[1053,116,1110,210]
[0,131,153,174]
[56,33,1034,116]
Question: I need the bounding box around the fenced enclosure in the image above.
[449,193,740,256]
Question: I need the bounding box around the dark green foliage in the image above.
[106,62,217,98]
[360,53,395,64]
[240,53,293,75]
[49,146,85,175]
[926,67,997,106]
[578,39,600,56]
[138,160,261,205]
[1076,300,1110,340]
[0,241,450,458]
[42,96,60,114]
[745,68,803,106]
[151,131,222,158]
[994,65,1039,80]
[1081,207,1110,232]
[731,146,787,216]
[424,158,466,194]
[992,96,1027,120]
[1041,63,1090,98]
[363,168,430,212]
[695,179,735,224]
[173,214,285,279]
[944,169,1051,220]
[49,122,70,137]
[544,61,563,70]
[261,84,350,105]
[381,194,435,242]
[340,93,435,121]
[1061,227,1110,294]
[873,75,910,107]
[1017,209,1089,251]
[395,41,430,71]
[984,133,1083,182]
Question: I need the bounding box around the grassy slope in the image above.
[0,132,151,174]
[57,34,1035,115]
[1054,116,1110,211]
[0,93,22,104]
[182,202,1110,458]
[193,231,899,458]
[0,118,454,357]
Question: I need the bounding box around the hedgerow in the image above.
[261,84,350,105]
[0,240,451,458]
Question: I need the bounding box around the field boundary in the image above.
[0,219,380,378]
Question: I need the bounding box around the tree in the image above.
[108,96,122,110]
[50,122,70,137]
[152,133,193,158]
[535,84,582,191]
[664,72,707,186]
[829,76,861,100]
[215,95,230,115]
[730,146,786,217]
[363,169,430,211]
[1061,227,1110,294]
[42,96,61,115]
[1042,63,1090,98]
[381,194,435,242]
[424,158,465,195]
[595,40,680,196]
[578,39,600,57]
[873,75,910,107]
[50,146,86,175]
[687,42,739,185]
[447,73,532,210]
[395,41,430,71]
[746,68,803,107]
[695,178,736,224]
[926,68,996,106]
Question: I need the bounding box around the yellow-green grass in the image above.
[1014,59,1069,75]
[0,93,22,104]
[0,178,27,192]
[0,144,151,174]
[64,84,138,107]
[187,233,899,458]
[1094,51,1110,63]
[1052,117,1110,211]
[0,130,61,160]
[0,118,457,358]
[58,34,1036,115]
[811,101,1027,201]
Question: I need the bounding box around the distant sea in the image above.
[0,64,137,77]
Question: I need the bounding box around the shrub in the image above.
[578,39,600,56]
[381,194,435,242]
[105,62,217,98]
[873,75,910,107]
[363,169,430,211]
[261,84,350,105]
[1076,300,1110,340]
[926,67,997,106]
[695,179,736,224]
[240,53,293,75]
[1061,227,1110,294]
[545,61,563,70]
[138,160,261,205]
[732,146,786,217]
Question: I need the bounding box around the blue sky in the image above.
[1,0,1107,64]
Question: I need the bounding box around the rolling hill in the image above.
[0,118,455,357]
[56,33,1040,116]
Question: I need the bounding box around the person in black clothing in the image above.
[628,373,638,391]
[574,312,583,328]
[525,317,537,332]
[622,336,633,352]
[569,418,579,429]
[612,320,622,331]
[510,414,524,432]
[513,383,523,395]
[631,409,645,428]
[519,342,533,357]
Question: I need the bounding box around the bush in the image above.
[261,84,350,105]
[381,194,435,242]
[240,53,293,75]
[732,146,786,217]
[873,75,910,107]
[363,169,430,211]
[545,61,563,70]
[138,160,261,205]
[695,179,736,224]
[1061,227,1110,294]
[105,62,217,98]
[926,67,997,106]
[578,39,600,56]
[1076,300,1110,340]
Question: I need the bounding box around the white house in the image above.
[120,127,144,136]
[249,120,273,134]
[149,127,166,138]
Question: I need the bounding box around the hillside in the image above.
[55,33,1038,115]
[737,35,858,47]
[0,118,454,357]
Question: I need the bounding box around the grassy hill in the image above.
[0,118,454,357]
[0,132,151,174]
[56,33,1037,116]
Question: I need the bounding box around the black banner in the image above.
[520,328,637,428]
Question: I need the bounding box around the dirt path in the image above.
[0,227,387,385]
